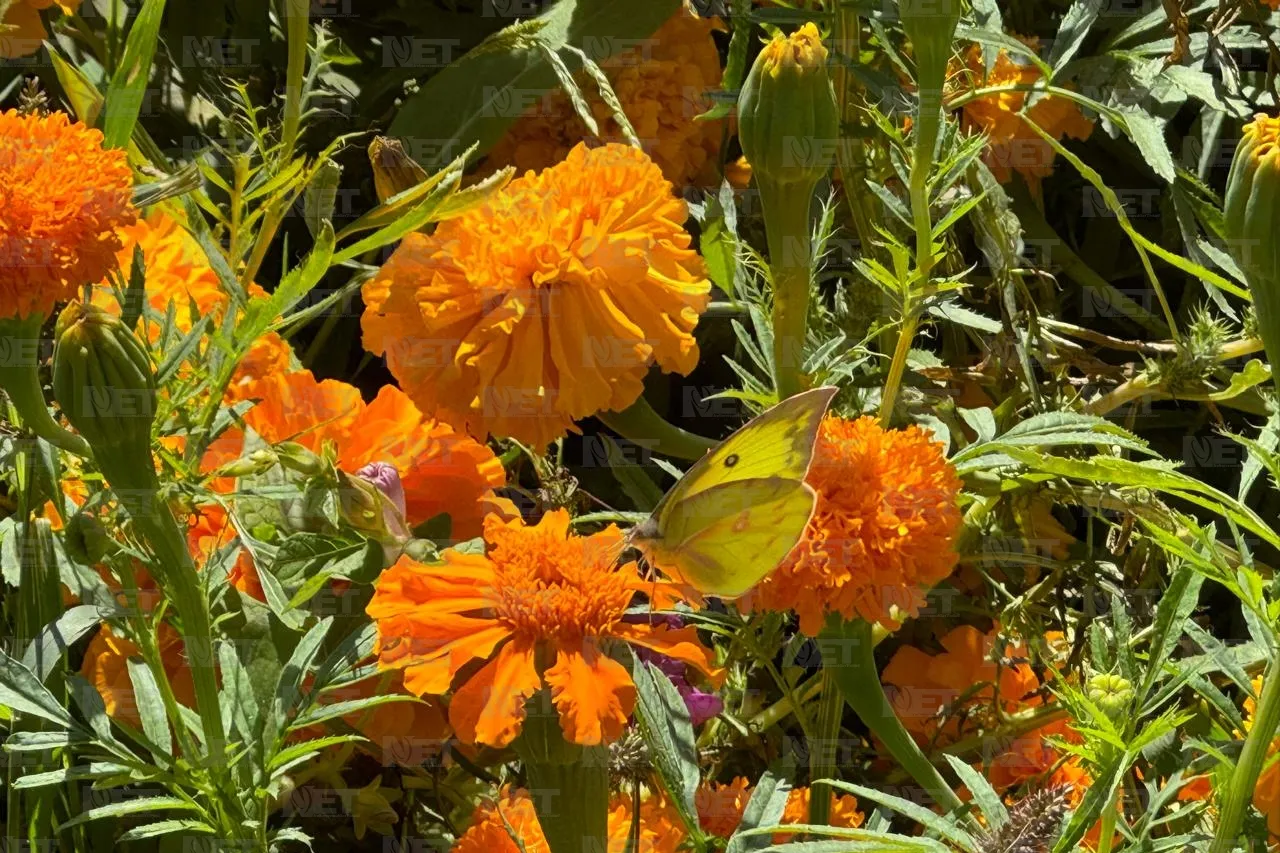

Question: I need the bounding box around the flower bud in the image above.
[737,23,840,191]
[210,448,279,480]
[1225,114,1280,389]
[51,301,155,458]
[276,441,325,477]
[369,136,429,203]
[1086,673,1135,720]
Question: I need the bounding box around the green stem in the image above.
[878,85,941,425]
[279,0,310,163]
[96,454,227,776]
[759,178,817,400]
[819,617,963,813]
[1211,666,1280,852]
[515,702,610,853]
[808,665,845,826]
[0,315,92,457]
[597,395,717,461]
[1095,790,1118,853]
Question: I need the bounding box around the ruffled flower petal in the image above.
[544,643,636,746]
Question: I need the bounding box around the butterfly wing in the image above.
[641,478,817,598]
[653,386,837,528]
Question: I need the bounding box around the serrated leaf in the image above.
[60,796,202,830]
[631,660,701,832]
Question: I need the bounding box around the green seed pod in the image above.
[51,301,155,458]
[64,511,110,565]
[737,22,840,191]
[1225,114,1280,390]
[1086,672,1135,720]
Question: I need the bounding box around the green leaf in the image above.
[1052,751,1130,852]
[943,755,1007,828]
[824,781,976,852]
[270,617,334,743]
[102,0,168,149]
[1048,0,1104,72]
[0,651,74,728]
[60,796,202,830]
[289,694,421,729]
[21,605,103,682]
[631,659,702,836]
[120,245,147,332]
[48,51,105,125]
[726,767,791,853]
[13,763,131,789]
[126,658,172,756]
[1120,111,1176,183]
[1137,565,1203,704]
[117,820,217,842]
[268,735,366,772]
[700,182,740,299]
[387,0,681,166]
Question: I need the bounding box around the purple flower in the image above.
[627,613,723,726]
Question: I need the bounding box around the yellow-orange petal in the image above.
[450,638,541,747]
[544,643,636,746]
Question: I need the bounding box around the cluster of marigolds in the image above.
[1,0,1271,847]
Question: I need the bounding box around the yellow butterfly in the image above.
[630,386,838,598]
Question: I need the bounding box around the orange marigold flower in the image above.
[482,5,723,188]
[750,415,962,634]
[949,37,1094,184]
[185,504,263,600]
[361,142,710,448]
[696,777,863,840]
[367,509,720,747]
[453,788,672,853]
[204,369,517,540]
[0,110,135,318]
[90,213,295,403]
[81,624,194,729]
[883,624,1040,743]
[0,0,79,58]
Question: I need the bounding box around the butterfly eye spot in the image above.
[724,454,740,468]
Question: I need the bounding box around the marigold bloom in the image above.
[750,415,962,634]
[204,369,517,540]
[367,509,719,747]
[453,788,671,853]
[883,624,1040,742]
[0,110,135,318]
[81,624,195,729]
[90,213,294,403]
[949,37,1094,184]
[696,777,864,840]
[362,142,710,448]
[483,5,722,187]
[0,0,79,58]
